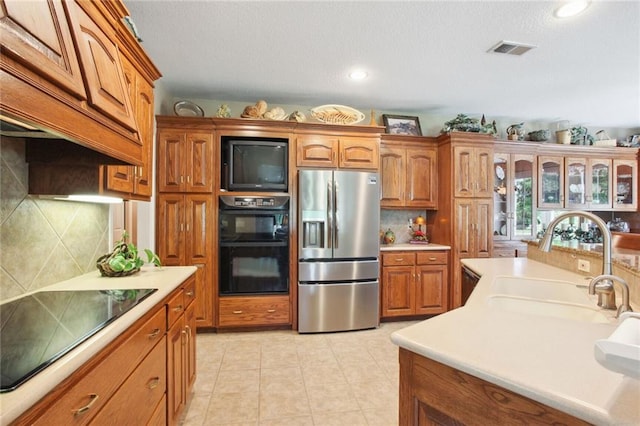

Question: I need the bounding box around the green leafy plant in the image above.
[96,231,161,277]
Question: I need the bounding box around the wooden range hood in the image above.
[0,0,160,197]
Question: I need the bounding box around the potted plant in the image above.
[96,231,161,277]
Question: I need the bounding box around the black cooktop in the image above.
[0,288,157,393]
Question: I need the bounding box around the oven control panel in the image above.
[219,195,289,209]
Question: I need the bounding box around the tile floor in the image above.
[180,321,418,426]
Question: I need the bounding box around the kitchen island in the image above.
[0,266,196,425]
[391,258,639,425]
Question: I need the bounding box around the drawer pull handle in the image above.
[395,258,404,262]
[148,328,161,339]
[232,310,243,314]
[428,257,437,261]
[267,309,276,313]
[147,377,161,389]
[74,393,99,416]
[173,305,183,313]
[185,290,194,297]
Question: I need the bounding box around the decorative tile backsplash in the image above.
[380,209,427,245]
[0,138,109,302]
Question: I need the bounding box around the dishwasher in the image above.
[461,265,481,305]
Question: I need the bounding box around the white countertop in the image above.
[0,266,196,425]
[380,243,451,251]
[391,258,640,425]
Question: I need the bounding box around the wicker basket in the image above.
[96,242,141,277]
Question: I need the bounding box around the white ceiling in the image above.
[126,0,640,129]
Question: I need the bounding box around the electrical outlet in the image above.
[578,259,590,272]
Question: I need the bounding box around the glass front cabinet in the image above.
[538,156,564,209]
[613,159,637,211]
[565,158,612,210]
[493,152,536,257]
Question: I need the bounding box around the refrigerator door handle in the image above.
[334,180,339,249]
[327,179,333,249]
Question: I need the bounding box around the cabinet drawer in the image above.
[219,296,290,326]
[29,307,166,425]
[416,251,448,265]
[89,337,166,425]
[183,277,196,308]
[382,252,415,266]
[493,249,516,258]
[167,289,185,327]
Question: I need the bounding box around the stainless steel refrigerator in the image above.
[298,169,380,333]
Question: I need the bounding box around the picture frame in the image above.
[382,114,422,136]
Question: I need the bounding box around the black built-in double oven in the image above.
[218,196,289,295]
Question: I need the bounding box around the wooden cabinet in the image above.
[399,348,590,426]
[157,129,214,193]
[166,278,196,426]
[105,53,155,199]
[492,152,536,258]
[218,295,290,327]
[453,145,493,198]
[0,0,86,99]
[381,251,449,318]
[66,0,136,131]
[296,134,379,169]
[455,199,492,259]
[613,159,637,211]
[157,194,213,329]
[565,157,612,210]
[15,299,168,425]
[380,136,438,209]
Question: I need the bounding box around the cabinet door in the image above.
[415,265,448,314]
[66,0,137,131]
[157,194,185,266]
[186,195,213,327]
[493,153,509,241]
[590,159,612,209]
[0,0,86,99]
[157,130,186,192]
[338,137,379,169]
[565,158,587,209]
[406,148,437,208]
[184,303,197,394]
[185,132,213,192]
[132,69,154,197]
[454,146,475,197]
[475,147,493,198]
[167,316,185,426]
[538,156,564,208]
[455,199,474,258]
[381,266,415,317]
[613,159,637,211]
[475,199,492,258]
[296,135,338,167]
[512,155,536,240]
[380,146,405,207]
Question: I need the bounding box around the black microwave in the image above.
[223,137,288,191]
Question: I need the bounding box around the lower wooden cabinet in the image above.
[399,348,589,426]
[14,275,197,426]
[381,251,449,318]
[218,295,290,327]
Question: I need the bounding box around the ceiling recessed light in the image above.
[554,1,590,18]
[348,70,368,80]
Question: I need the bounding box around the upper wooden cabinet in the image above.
[105,53,155,199]
[453,145,493,198]
[0,0,86,99]
[157,127,214,193]
[1,0,160,166]
[296,134,379,169]
[380,135,438,209]
[613,159,637,211]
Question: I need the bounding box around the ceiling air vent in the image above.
[488,40,536,56]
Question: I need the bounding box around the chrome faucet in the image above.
[538,211,616,308]
[589,275,633,318]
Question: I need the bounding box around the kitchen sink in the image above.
[490,276,592,304]
[486,295,609,323]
